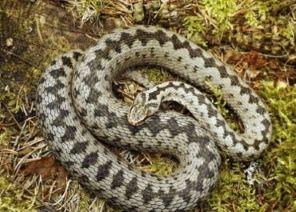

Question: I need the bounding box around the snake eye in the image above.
[133,92,146,106]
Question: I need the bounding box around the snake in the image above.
[36,25,272,211]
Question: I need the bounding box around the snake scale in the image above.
[36,25,272,211]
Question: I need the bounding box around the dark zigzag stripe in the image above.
[38,26,272,211]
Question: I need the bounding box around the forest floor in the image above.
[0,0,295,211]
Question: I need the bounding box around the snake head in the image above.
[127,92,159,126]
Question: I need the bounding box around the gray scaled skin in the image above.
[37,25,272,211]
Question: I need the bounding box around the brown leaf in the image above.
[20,156,68,186]
[226,50,269,70]
[243,51,268,69]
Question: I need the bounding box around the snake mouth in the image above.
[127,116,146,126]
[128,119,142,126]
[127,116,147,126]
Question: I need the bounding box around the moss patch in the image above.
[208,162,261,211]
[259,81,296,210]
[0,176,36,211]
[207,81,296,211]
[183,0,295,55]
[1,0,295,211]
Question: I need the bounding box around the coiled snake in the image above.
[36,26,272,211]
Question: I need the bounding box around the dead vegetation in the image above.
[0,0,295,211]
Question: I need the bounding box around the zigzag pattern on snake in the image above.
[36,25,272,211]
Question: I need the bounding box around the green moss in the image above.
[282,22,295,45]
[140,155,177,177]
[203,0,237,37]
[204,80,242,133]
[259,81,296,210]
[0,128,12,146]
[77,189,106,211]
[0,83,23,113]
[209,162,260,211]
[0,177,36,211]
[183,0,294,54]
[208,81,296,210]
[1,1,295,211]
[144,68,172,84]
[68,0,105,23]
[244,1,268,27]
[0,2,85,211]
[183,16,207,46]
[183,0,238,43]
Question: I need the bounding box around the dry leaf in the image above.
[20,156,68,187]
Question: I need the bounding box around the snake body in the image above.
[37,26,272,211]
